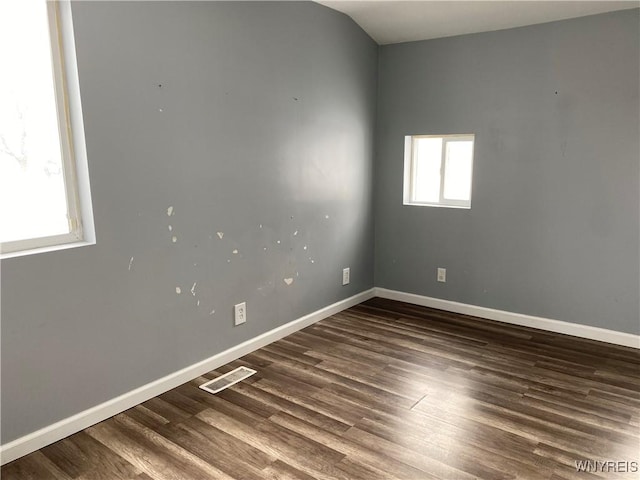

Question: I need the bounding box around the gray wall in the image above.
[375,9,639,334]
[1,1,377,443]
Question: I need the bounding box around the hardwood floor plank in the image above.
[177,416,276,470]
[260,460,318,480]
[353,415,537,480]
[362,401,541,465]
[157,389,209,417]
[342,426,475,480]
[154,421,267,479]
[232,381,353,434]
[261,342,322,367]
[251,376,366,425]
[139,397,192,425]
[86,414,234,480]
[1,452,74,480]
[524,387,632,424]
[195,408,347,480]
[124,404,171,430]
[268,411,432,480]
[41,431,141,480]
[534,443,610,479]
[334,456,408,480]
[336,310,491,349]
[519,394,640,437]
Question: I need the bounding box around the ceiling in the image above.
[314,1,640,44]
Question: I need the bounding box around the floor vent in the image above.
[199,366,257,394]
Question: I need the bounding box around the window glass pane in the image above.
[413,137,442,203]
[443,140,473,201]
[0,0,70,243]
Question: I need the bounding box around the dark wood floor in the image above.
[3,298,639,479]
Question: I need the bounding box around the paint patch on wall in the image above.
[172,236,177,243]
[232,249,238,254]
[128,257,134,271]
[190,282,197,296]
[284,278,294,286]
[217,232,224,239]
[167,206,174,216]
[176,287,181,294]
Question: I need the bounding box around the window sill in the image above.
[1,239,95,260]
[403,202,471,209]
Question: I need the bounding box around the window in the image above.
[0,0,94,257]
[403,134,475,208]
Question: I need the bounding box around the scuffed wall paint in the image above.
[0,1,377,443]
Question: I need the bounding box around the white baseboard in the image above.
[0,288,375,465]
[374,288,640,349]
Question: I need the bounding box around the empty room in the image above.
[1,0,639,478]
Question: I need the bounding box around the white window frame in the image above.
[1,1,95,258]
[403,133,475,209]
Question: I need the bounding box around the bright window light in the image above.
[404,134,475,208]
[0,0,94,256]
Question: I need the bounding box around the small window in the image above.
[403,134,475,208]
[0,0,94,257]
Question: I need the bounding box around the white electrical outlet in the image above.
[234,302,246,325]
[437,268,446,283]
[342,267,350,285]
